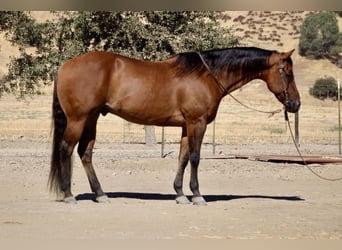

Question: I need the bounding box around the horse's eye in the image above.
[286,71,293,77]
[283,67,293,77]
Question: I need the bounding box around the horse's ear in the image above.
[281,49,295,59]
[269,49,295,65]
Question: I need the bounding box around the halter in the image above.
[278,62,290,109]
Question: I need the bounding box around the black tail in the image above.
[49,75,67,195]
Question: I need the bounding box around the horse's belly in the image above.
[106,101,185,126]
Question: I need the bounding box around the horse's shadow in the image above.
[75,192,304,203]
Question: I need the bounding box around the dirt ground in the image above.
[0,140,341,240]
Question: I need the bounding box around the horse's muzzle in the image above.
[285,99,301,113]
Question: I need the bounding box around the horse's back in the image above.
[58,51,117,78]
[57,51,164,85]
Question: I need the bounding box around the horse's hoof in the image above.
[176,195,191,204]
[96,195,110,203]
[192,196,207,206]
[64,196,77,204]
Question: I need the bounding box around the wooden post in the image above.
[295,111,299,146]
[144,125,156,146]
[338,79,341,155]
[212,120,216,155]
[161,126,165,158]
[123,121,126,143]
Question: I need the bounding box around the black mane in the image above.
[173,47,276,79]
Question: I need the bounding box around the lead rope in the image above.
[280,65,342,182]
[227,93,282,117]
[285,110,342,181]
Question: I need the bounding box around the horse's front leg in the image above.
[174,127,191,204]
[187,119,207,206]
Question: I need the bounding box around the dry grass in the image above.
[1,11,342,147]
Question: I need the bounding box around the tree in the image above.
[0,11,40,95]
[299,12,342,59]
[0,11,239,97]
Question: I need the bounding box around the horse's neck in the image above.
[222,69,263,95]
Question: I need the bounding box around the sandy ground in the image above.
[0,140,341,240]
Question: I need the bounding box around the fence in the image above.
[0,92,340,153]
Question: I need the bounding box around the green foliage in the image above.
[329,125,342,132]
[299,12,342,59]
[269,127,285,134]
[0,11,240,97]
[309,76,338,100]
[0,11,34,36]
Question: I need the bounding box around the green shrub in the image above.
[310,77,338,100]
[270,128,285,134]
[299,12,342,59]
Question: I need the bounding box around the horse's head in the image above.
[265,49,300,113]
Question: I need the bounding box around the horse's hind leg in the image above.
[59,139,77,204]
[174,127,191,204]
[77,113,109,203]
[59,119,86,204]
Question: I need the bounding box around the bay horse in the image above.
[49,47,300,205]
